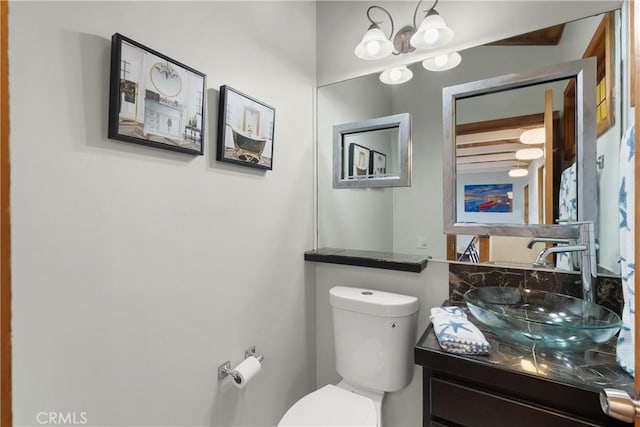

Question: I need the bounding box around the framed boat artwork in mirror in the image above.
[108,33,206,155]
[217,85,276,170]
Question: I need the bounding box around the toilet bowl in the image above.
[277,286,419,427]
[278,382,379,427]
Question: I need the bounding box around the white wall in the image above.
[9,2,315,426]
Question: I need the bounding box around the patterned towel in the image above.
[430,307,490,355]
[617,125,635,377]
[557,163,578,271]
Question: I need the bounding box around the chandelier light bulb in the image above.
[410,11,454,49]
[434,54,448,67]
[422,52,461,71]
[355,26,394,60]
[366,40,381,56]
[379,66,413,85]
[423,27,440,45]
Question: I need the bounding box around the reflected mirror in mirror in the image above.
[343,129,396,179]
[316,9,623,275]
[451,75,584,229]
[333,113,411,188]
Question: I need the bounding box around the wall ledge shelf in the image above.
[304,248,429,273]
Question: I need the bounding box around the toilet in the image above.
[278,286,419,427]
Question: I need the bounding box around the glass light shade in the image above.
[508,168,528,177]
[515,147,544,160]
[519,127,546,144]
[410,13,454,49]
[380,66,413,85]
[422,52,461,71]
[355,27,394,60]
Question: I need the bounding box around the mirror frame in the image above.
[443,57,597,239]
[333,112,412,189]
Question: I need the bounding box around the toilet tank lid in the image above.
[329,286,419,317]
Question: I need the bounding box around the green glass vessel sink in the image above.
[464,287,622,350]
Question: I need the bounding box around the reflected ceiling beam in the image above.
[456,128,525,145]
[457,142,530,156]
[487,24,566,46]
[456,159,528,173]
[457,152,517,164]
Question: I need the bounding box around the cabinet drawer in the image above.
[431,378,600,427]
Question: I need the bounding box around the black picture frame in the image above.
[369,150,387,176]
[108,33,206,155]
[347,143,370,178]
[217,85,275,170]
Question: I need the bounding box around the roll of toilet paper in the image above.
[231,356,262,389]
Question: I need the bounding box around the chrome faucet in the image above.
[532,222,597,303]
[533,244,586,267]
[527,237,572,249]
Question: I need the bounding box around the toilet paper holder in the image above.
[218,346,264,381]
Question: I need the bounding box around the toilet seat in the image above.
[278,384,377,427]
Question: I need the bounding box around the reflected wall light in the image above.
[354,0,456,84]
[508,168,528,177]
[520,127,546,144]
[515,147,544,160]
[380,66,414,84]
[422,52,462,71]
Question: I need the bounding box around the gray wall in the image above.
[9,2,316,426]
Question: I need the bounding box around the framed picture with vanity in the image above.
[347,143,370,178]
[217,85,276,170]
[108,33,206,155]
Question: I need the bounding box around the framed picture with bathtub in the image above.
[216,85,276,170]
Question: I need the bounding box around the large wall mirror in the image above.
[317,9,625,275]
[443,58,596,239]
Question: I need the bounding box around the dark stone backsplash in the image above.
[449,263,624,315]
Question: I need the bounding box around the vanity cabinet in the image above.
[415,322,634,427]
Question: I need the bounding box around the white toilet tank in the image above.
[329,286,419,393]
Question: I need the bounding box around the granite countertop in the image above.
[415,307,634,394]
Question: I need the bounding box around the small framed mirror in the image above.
[333,113,411,189]
[443,58,597,239]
